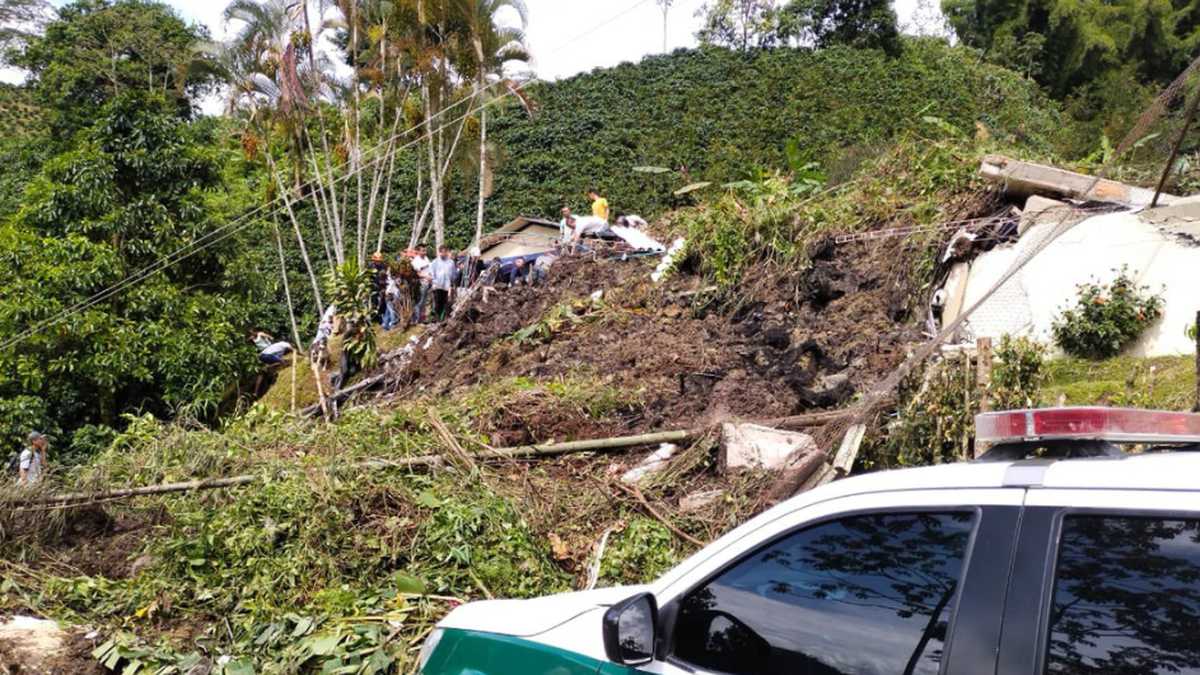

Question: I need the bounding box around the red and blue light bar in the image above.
[976,407,1200,445]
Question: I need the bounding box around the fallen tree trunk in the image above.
[8,430,700,508]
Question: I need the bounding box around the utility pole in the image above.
[657,0,674,53]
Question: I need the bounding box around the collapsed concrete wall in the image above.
[942,197,1200,358]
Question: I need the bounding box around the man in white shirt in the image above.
[559,207,576,244]
[18,431,48,486]
[410,246,432,323]
[428,247,457,322]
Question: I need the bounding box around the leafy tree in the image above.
[696,0,899,52]
[781,0,900,53]
[696,0,790,51]
[941,0,1200,99]
[9,0,217,136]
[0,91,273,455]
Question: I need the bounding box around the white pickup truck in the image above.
[418,407,1200,675]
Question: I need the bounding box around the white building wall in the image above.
[949,210,1200,358]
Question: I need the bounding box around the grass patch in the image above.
[1043,356,1195,410]
[257,326,420,413]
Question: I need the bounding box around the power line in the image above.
[1,0,660,352]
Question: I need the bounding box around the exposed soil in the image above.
[378,232,926,442]
[2,507,161,582]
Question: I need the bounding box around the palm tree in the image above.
[657,0,674,53]
[456,0,530,247]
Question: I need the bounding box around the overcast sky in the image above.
[22,0,946,86]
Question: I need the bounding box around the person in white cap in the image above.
[18,431,48,486]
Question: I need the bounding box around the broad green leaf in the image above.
[674,182,712,196]
[392,572,427,595]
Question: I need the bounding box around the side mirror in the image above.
[602,593,658,666]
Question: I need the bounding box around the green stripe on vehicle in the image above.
[421,628,609,675]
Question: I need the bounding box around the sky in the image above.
[16,0,948,87]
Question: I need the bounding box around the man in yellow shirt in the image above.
[588,190,610,222]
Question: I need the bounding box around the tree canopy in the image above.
[696,0,899,53]
[942,0,1200,99]
[0,1,272,457]
[9,0,216,135]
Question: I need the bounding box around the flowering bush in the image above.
[1052,268,1164,360]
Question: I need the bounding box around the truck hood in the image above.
[437,585,647,638]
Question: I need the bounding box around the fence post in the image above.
[976,338,994,413]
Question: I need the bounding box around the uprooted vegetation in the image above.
[1,384,771,672]
[2,133,1109,672]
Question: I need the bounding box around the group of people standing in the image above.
[370,245,459,329]
[248,188,636,383]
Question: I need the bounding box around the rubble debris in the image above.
[620,443,680,484]
[679,489,724,512]
[940,204,1200,357]
[651,238,687,283]
[981,155,1178,207]
[0,617,71,672]
[720,423,819,472]
[1019,195,1074,236]
[832,423,868,476]
[609,226,666,253]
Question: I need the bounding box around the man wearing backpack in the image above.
[17,431,48,486]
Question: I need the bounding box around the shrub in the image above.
[990,335,1047,409]
[1052,268,1164,360]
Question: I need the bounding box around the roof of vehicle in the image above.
[820,452,1200,500]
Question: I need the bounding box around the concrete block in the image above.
[720,423,818,472]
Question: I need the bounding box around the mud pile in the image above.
[378,236,924,442]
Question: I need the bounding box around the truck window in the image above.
[1046,515,1200,675]
[671,512,975,675]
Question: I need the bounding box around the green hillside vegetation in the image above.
[432,39,1063,243]
[1,378,751,672]
[0,83,43,137]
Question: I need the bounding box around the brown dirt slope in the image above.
[377,236,926,441]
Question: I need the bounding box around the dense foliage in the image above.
[943,0,1200,98]
[1052,268,1165,360]
[0,1,274,458]
[451,40,1061,245]
[9,0,215,137]
[696,0,899,53]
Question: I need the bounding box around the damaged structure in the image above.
[936,157,1200,357]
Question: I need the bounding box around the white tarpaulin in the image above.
[610,226,666,252]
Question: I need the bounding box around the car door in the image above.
[601,488,1024,675]
[998,488,1200,675]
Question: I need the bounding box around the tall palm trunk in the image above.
[474,37,488,248]
[475,100,488,248]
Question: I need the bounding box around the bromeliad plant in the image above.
[1052,268,1164,360]
[327,262,379,371]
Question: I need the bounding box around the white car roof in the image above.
[815,453,1200,499]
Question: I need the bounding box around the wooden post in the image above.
[975,338,994,459]
[976,338,994,413]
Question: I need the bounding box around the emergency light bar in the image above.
[976,407,1200,445]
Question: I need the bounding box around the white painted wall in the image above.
[948,210,1200,357]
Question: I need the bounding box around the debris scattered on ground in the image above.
[719,423,817,472]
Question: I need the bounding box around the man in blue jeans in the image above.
[410,246,432,324]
